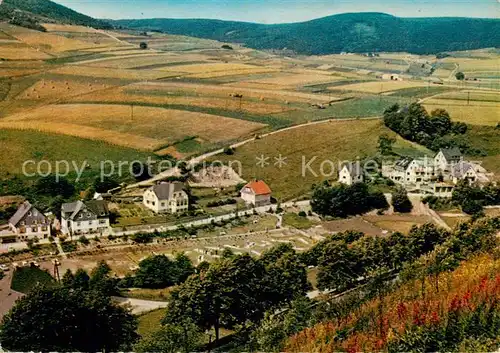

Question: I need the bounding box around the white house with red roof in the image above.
[240,180,272,206]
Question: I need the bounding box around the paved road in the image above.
[113,296,169,315]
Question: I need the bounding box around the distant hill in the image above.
[112,13,500,55]
[0,0,111,31]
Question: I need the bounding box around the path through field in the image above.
[126,116,381,189]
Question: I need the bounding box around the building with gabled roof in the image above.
[339,162,364,185]
[8,201,50,241]
[434,147,462,170]
[61,200,110,236]
[143,182,189,214]
[240,180,272,206]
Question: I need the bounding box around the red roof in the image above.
[244,180,272,195]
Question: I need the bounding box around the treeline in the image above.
[301,223,449,291]
[383,103,478,153]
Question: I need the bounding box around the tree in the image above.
[93,176,119,193]
[377,134,396,155]
[72,268,90,291]
[455,71,465,80]
[34,175,75,198]
[139,42,148,49]
[392,188,413,213]
[134,254,194,288]
[311,183,388,218]
[135,320,202,353]
[90,261,117,295]
[0,286,138,352]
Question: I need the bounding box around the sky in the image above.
[53,0,499,23]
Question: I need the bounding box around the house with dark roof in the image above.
[240,180,272,206]
[61,200,110,236]
[434,148,462,170]
[143,182,189,214]
[8,201,50,241]
[338,162,364,185]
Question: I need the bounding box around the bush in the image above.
[139,42,148,49]
[223,147,235,155]
[78,236,90,246]
[130,232,155,244]
[298,211,307,217]
[461,199,483,215]
[392,188,413,213]
[61,241,77,253]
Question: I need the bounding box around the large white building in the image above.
[143,182,189,214]
[61,200,110,236]
[382,148,490,197]
[7,201,50,242]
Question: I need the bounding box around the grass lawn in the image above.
[464,125,500,179]
[11,267,56,294]
[137,308,167,338]
[123,287,173,301]
[282,213,316,230]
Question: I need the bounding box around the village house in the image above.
[434,147,463,171]
[143,182,189,214]
[61,200,110,236]
[8,201,50,242]
[338,162,364,185]
[240,180,272,206]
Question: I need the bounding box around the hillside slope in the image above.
[0,0,111,29]
[113,13,500,55]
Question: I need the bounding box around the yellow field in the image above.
[0,69,42,78]
[0,121,160,150]
[443,58,500,72]
[0,23,101,52]
[137,82,338,104]
[3,104,266,147]
[331,80,427,93]
[232,73,341,87]
[41,24,99,33]
[158,62,263,73]
[186,67,277,79]
[49,66,177,80]
[16,79,114,101]
[71,86,291,114]
[424,99,500,126]
[83,53,191,68]
[0,44,52,60]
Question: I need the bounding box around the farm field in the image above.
[423,99,500,126]
[330,80,428,93]
[49,66,178,80]
[2,103,267,151]
[215,119,424,200]
[0,129,155,175]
